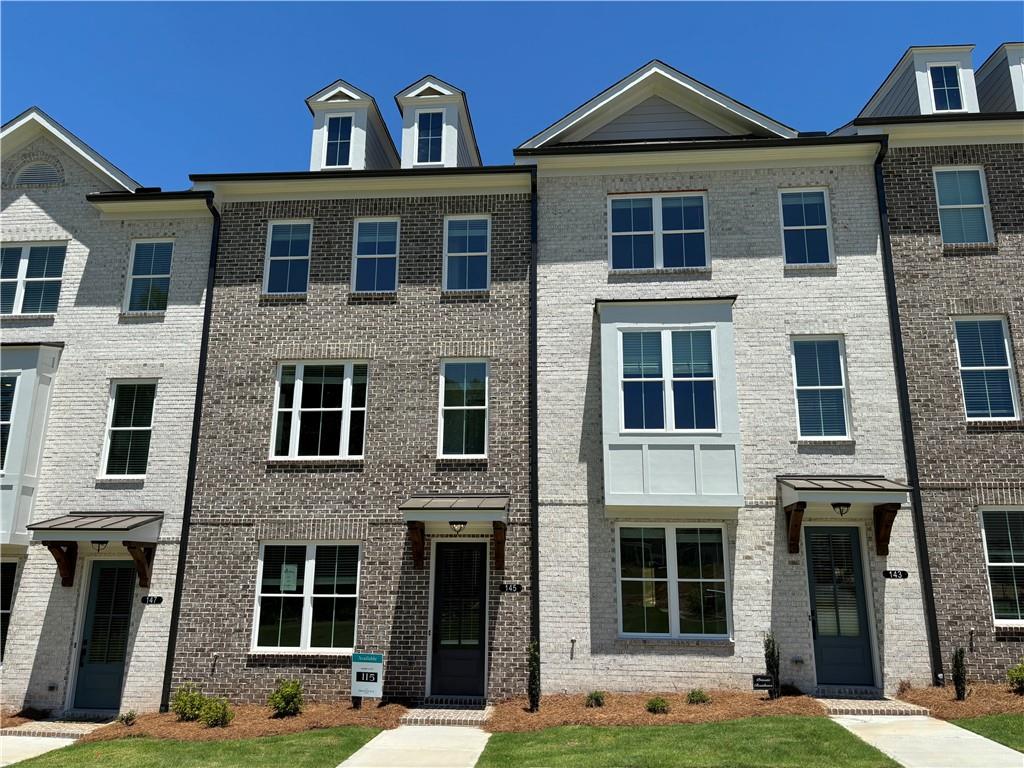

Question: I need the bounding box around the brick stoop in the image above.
[0,718,110,739]
[819,697,930,716]
[400,706,493,726]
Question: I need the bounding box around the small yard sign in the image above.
[752,674,775,691]
[351,652,384,698]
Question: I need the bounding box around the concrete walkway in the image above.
[833,714,1023,768]
[0,736,76,766]
[337,725,490,768]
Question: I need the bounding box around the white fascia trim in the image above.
[405,80,455,98]
[855,118,1024,147]
[316,85,363,103]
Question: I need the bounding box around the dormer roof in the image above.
[395,75,482,166]
[304,78,399,167]
[856,44,978,119]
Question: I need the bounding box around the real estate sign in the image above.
[351,652,384,698]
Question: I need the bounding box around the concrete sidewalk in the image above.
[337,725,490,768]
[0,736,76,766]
[834,714,1023,768]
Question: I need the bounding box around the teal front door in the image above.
[805,527,874,686]
[74,561,136,710]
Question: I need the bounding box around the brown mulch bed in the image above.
[81,701,407,743]
[0,710,34,729]
[898,682,1024,720]
[485,690,824,732]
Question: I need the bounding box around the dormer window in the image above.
[416,111,444,164]
[929,65,963,112]
[324,115,353,168]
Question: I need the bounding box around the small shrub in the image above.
[268,679,303,717]
[1007,662,1024,694]
[764,632,781,700]
[686,688,711,705]
[170,683,206,722]
[952,648,967,701]
[585,691,605,708]
[896,679,912,698]
[199,697,234,728]
[646,696,670,714]
[116,710,137,727]
[528,640,541,713]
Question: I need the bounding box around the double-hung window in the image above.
[981,510,1024,623]
[254,543,360,652]
[0,374,17,470]
[929,65,963,112]
[104,381,157,477]
[934,169,992,245]
[621,329,717,432]
[780,189,832,265]
[618,525,730,638]
[416,111,444,164]
[264,222,312,295]
[609,193,708,271]
[0,243,67,315]
[353,219,399,293]
[444,216,489,291]
[954,318,1019,420]
[324,115,353,168]
[792,338,851,439]
[439,360,487,457]
[125,240,173,312]
[272,362,368,459]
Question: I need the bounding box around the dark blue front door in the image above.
[74,561,135,710]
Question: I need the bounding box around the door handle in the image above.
[809,611,818,638]
[79,638,88,667]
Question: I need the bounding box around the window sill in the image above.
[95,475,146,484]
[349,290,397,298]
[119,311,165,321]
[793,438,854,445]
[266,458,364,466]
[437,455,488,461]
[609,266,711,276]
[248,650,353,658]
[965,420,1022,433]
[260,293,308,302]
[440,289,490,299]
[943,242,998,254]
[2,313,56,322]
[783,262,836,271]
[616,636,734,649]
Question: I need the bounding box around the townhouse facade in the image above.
[0,109,213,714]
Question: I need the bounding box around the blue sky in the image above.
[3,2,1021,189]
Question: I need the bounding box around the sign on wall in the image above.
[281,564,298,592]
[883,570,909,580]
[351,653,384,698]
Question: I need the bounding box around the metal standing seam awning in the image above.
[400,495,510,570]
[776,476,911,556]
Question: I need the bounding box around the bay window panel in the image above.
[622,332,662,378]
[672,380,715,430]
[623,381,664,430]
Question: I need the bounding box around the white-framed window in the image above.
[933,168,993,245]
[415,110,444,164]
[0,373,18,471]
[929,64,964,112]
[980,509,1024,624]
[323,115,354,168]
[438,360,488,458]
[608,193,708,271]
[617,524,731,639]
[124,239,173,313]
[779,188,833,265]
[443,216,489,291]
[0,560,16,661]
[0,242,67,315]
[791,337,851,439]
[102,380,157,477]
[253,542,360,652]
[619,328,718,432]
[352,219,399,293]
[263,221,312,295]
[954,317,1020,421]
[272,362,367,459]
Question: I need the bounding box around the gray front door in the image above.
[805,527,874,686]
[74,561,135,710]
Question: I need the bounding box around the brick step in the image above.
[0,718,109,739]
[819,697,930,716]
[400,706,492,727]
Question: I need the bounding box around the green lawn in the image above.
[953,715,1024,753]
[478,717,899,768]
[17,726,380,768]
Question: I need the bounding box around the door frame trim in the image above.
[803,521,882,689]
[424,536,490,699]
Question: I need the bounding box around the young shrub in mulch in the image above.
[764,632,781,700]
[200,697,235,728]
[117,710,137,727]
[952,648,967,701]
[170,683,206,722]
[687,688,712,705]
[896,679,912,698]
[897,681,1024,720]
[585,691,606,708]
[646,696,670,714]
[527,640,541,713]
[1007,662,1024,694]
[268,679,304,717]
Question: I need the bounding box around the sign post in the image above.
[351,652,384,709]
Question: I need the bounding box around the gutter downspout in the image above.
[160,193,221,710]
[527,166,541,690]
[873,136,944,684]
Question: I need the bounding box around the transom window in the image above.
[792,338,850,439]
[1,374,17,470]
[0,243,67,315]
[618,525,729,638]
[353,219,399,293]
[324,116,353,168]
[934,169,992,245]
[416,111,444,164]
[264,222,312,295]
[254,543,360,652]
[444,217,489,291]
[126,240,173,313]
[981,510,1024,623]
[104,381,157,477]
[609,193,708,271]
[780,190,832,265]
[620,329,717,432]
[439,361,488,457]
[272,362,367,459]
[929,65,963,112]
[954,318,1019,421]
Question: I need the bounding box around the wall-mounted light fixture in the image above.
[91,540,108,552]
[448,521,467,535]
[831,502,851,517]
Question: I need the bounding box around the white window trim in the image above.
[0,557,18,664]
[0,241,67,316]
[98,378,158,480]
[778,187,835,266]
[606,192,710,271]
[978,506,1024,627]
[321,113,355,170]
[437,358,489,459]
[351,217,400,294]
[413,108,446,166]
[122,238,174,314]
[269,361,368,460]
[442,214,491,292]
[932,167,995,246]
[616,325,721,435]
[250,541,361,654]
[790,335,853,441]
[927,63,967,114]
[0,371,19,473]
[953,315,1021,422]
[614,522,733,641]
[262,220,314,296]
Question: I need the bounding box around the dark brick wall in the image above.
[171,192,533,703]
[884,143,1024,679]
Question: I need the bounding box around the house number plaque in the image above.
[500,584,523,593]
[140,595,163,605]
[883,570,909,580]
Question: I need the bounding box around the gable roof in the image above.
[1,106,139,190]
[518,59,797,150]
[395,74,482,165]
[305,78,400,166]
